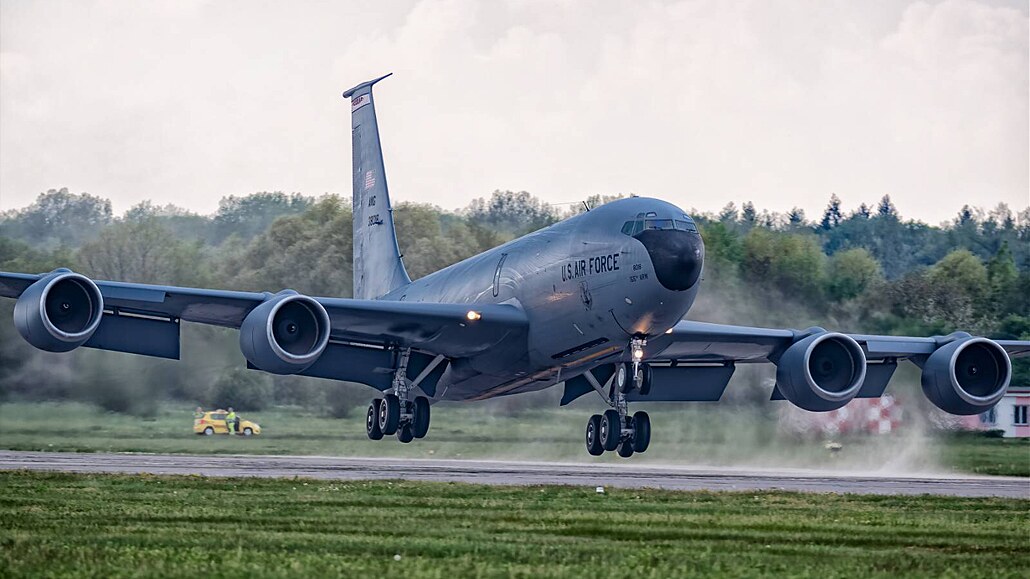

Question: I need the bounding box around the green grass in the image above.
[1,401,1028,476]
[0,471,1027,578]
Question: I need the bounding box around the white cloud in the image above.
[0,0,1026,223]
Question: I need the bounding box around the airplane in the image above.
[2,73,1028,457]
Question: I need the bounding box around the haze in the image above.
[1,0,1027,223]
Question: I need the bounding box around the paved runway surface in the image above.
[1,450,1027,497]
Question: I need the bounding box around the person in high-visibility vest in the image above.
[226,408,237,435]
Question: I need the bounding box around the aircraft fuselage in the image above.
[381,196,705,400]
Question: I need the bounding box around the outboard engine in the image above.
[921,335,1010,415]
[13,270,104,352]
[775,331,867,412]
[239,291,331,374]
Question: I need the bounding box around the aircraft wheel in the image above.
[637,364,653,396]
[379,394,400,435]
[397,423,414,443]
[632,411,651,453]
[617,441,635,458]
[615,363,630,392]
[585,414,604,456]
[413,396,431,439]
[600,409,621,452]
[366,399,384,440]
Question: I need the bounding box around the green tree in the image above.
[465,190,559,236]
[986,242,1020,314]
[819,194,842,230]
[222,196,352,296]
[742,229,825,302]
[213,192,312,243]
[928,249,988,301]
[0,188,112,248]
[826,248,882,301]
[78,218,205,285]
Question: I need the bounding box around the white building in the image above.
[965,386,1030,438]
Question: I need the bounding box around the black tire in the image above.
[614,363,629,392]
[243,427,253,437]
[397,423,414,443]
[366,399,384,440]
[379,394,400,435]
[638,363,653,396]
[413,396,431,439]
[203,427,214,436]
[585,414,604,456]
[600,409,621,452]
[632,411,651,453]
[617,441,635,458]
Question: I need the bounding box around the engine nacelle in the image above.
[239,291,331,375]
[921,336,1009,415]
[13,270,105,353]
[776,332,867,412]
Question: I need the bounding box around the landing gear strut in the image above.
[583,340,653,458]
[365,348,435,442]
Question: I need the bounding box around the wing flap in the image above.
[84,312,181,359]
[627,364,736,402]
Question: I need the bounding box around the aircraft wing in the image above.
[556,319,1030,407]
[0,272,528,361]
[645,320,1030,362]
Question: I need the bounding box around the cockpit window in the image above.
[622,216,697,236]
[644,219,675,231]
[674,219,698,233]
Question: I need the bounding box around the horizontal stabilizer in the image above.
[342,73,393,98]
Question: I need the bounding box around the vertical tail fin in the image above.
[344,73,411,300]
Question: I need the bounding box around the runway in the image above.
[1,450,1027,498]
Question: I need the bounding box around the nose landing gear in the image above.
[582,349,653,458]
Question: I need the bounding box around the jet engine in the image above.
[13,270,105,352]
[921,336,1009,415]
[775,331,867,412]
[239,291,331,374]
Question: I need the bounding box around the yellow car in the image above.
[193,410,262,436]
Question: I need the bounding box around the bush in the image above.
[212,368,273,411]
[324,382,370,419]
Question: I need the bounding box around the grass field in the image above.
[1,401,1028,476]
[0,471,1027,578]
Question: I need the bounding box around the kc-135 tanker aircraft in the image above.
[3,75,1028,457]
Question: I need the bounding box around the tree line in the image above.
[0,187,1027,415]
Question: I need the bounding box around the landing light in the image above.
[665,328,674,334]
[466,310,481,321]
[633,348,644,360]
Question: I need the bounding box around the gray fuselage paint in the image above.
[347,80,702,401]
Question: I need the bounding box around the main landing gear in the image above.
[584,338,653,458]
[366,348,436,443]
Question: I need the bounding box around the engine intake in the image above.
[13,270,105,352]
[775,331,867,412]
[921,336,1009,415]
[239,291,331,374]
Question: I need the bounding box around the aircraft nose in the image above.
[634,229,705,291]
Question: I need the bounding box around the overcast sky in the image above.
[1,0,1027,224]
